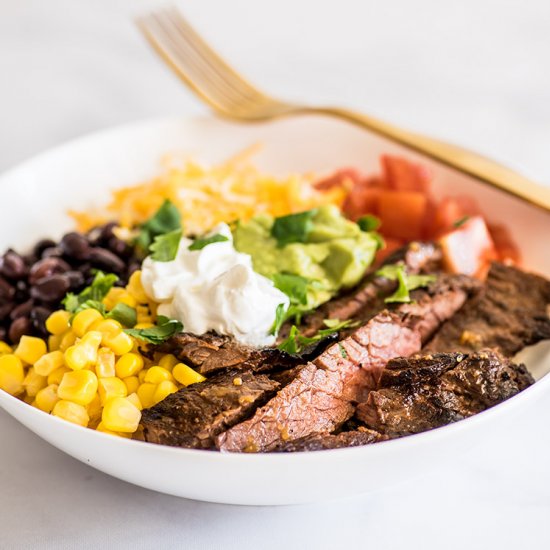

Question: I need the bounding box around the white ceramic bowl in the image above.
[0,115,549,505]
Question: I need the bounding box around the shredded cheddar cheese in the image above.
[70,149,346,234]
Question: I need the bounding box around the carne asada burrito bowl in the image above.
[0,115,549,505]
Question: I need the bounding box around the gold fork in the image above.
[137,7,550,212]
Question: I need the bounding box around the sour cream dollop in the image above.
[140,223,289,347]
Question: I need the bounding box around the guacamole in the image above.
[232,205,381,315]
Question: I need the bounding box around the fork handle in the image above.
[304,106,550,212]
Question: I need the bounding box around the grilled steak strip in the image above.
[425,262,550,356]
[137,370,280,449]
[356,350,534,438]
[295,241,442,338]
[272,428,387,452]
[216,273,476,453]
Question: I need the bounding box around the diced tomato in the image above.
[375,237,404,265]
[432,196,481,237]
[342,182,381,220]
[378,190,428,241]
[381,155,432,193]
[314,168,363,191]
[438,216,497,278]
[488,224,521,265]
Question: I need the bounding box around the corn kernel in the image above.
[144,366,173,385]
[48,366,70,386]
[137,383,156,408]
[123,376,139,395]
[98,376,127,405]
[23,367,47,397]
[35,384,59,413]
[95,347,116,378]
[126,392,142,410]
[59,330,77,351]
[0,354,25,395]
[172,363,206,386]
[65,331,102,371]
[52,400,89,427]
[118,291,137,308]
[158,354,179,371]
[58,370,98,406]
[72,308,104,337]
[45,310,71,335]
[127,271,149,303]
[103,331,133,355]
[87,393,102,422]
[34,350,65,376]
[15,335,47,365]
[0,341,12,355]
[23,394,34,404]
[102,397,141,433]
[48,334,63,352]
[138,370,147,383]
[89,318,122,334]
[115,352,144,378]
[153,380,178,405]
[102,287,125,310]
[96,422,131,438]
[133,322,155,329]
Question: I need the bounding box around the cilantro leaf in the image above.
[107,303,137,327]
[278,325,300,354]
[376,264,436,304]
[357,214,381,232]
[150,229,182,261]
[269,303,288,336]
[134,200,182,253]
[271,209,317,247]
[453,215,470,228]
[125,315,183,344]
[62,271,118,313]
[271,273,309,306]
[188,233,229,251]
[338,343,348,359]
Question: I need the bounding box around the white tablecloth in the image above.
[2,1,550,548]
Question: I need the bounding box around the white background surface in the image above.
[1,0,550,548]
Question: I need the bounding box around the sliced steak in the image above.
[356,350,534,437]
[217,272,475,453]
[425,263,550,356]
[137,370,280,449]
[294,241,442,338]
[272,428,387,452]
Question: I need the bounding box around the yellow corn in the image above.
[96,422,131,438]
[89,318,121,335]
[144,366,174,385]
[158,354,179,371]
[34,350,65,377]
[137,382,156,408]
[35,384,59,413]
[127,271,149,303]
[0,354,25,395]
[95,347,116,378]
[87,393,102,422]
[64,331,102,370]
[123,376,139,395]
[172,363,206,386]
[126,392,142,411]
[102,330,133,355]
[52,400,89,427]
[15,335,47,365]
[115,352,144,378]
[102,287,125,310]
[47,366,70,386]
[153,380,178,405]
[57,370,98,406]
[59,330,77,352]
[101,397,141,433]
[48,334,63,352]
[98,377,127,405]
[0,341,12,355]
[72,308,103,337]
[45,310,71,335]
[23,394,34,404]
[23,367,48,397]
[138,370,147,384]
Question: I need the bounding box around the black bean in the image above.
[98,222,118,243]
[65,270,85,289]
[128,261,141,277]
[0,276,15,303]
[0,250,28,280]
[89,247,125,273]
[14,280,28,302]
[33,239,56,258]
[0,327,7,342]
[10,299,33,321]
[9,316,31,343]
[30,274,70,303]
[60,232,91,260]
[41,246,64,259]
[107,236,131,258]
[31,306,52,336]
[29,257,71,285]
[0,303,13,322]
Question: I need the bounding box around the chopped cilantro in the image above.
[62,271,118,313]
[272,273,309,306]
[188,233,229,251]
[376,264,436,303]
[269,303,288,336]
[107,303,137,327]
[134,199,182,254]
[357,214,381,232]
[125,315,183,344]
[150,229,182,262]
[453,215,470,228]
[338,343,348,359]
[271,209,317,247]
